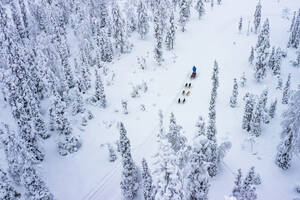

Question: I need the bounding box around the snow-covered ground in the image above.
[38,0,300,199]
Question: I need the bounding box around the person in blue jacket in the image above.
[192,66,197,72]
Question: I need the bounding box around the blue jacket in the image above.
[192,66,197,72]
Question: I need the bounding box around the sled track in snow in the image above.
[83,71,199,200]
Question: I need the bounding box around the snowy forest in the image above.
[0,0,300,199]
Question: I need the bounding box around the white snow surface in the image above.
[3,0,300,199]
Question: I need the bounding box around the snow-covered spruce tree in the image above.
[125,4,137,35]
[51,93,72,136]
[232,169,243,199]
[268,46,276,70]
[122,100,129,114]
[244,167,261,186]
[288,9,300,48]
[10,0,27,39]
[205,62,220,177]
[250,95,264,137]
[272,47,282,76]
[179,0,191,32]
[111,2,131,54]
[119,122,139,200]
[248,46,254,64]
[293,50,300,67]
[154,139,184,200]
[217,0,221,5]
[254,19,270,82]
[276,87,300,170]
[0,125,27,184]
[276,133,293,170]
[21,164,55,200]
[253,0,262,34]
[77,52,92,94]
[239,72,247,88]
[167,112,187,153]
[276,75,283,90]
[165,12,176,51]
[282,73,291,104]
[230,78,239,108]
[108,144,117,162]
[96,27,113,63]
[141,158,155,200]
[99,0,110,29]
[239,169,258,200]
[242,94,255,132]
[195,0,205,20]
[268,99,277,119]
[290,11,296,32]
[71,88,85,116]
[94,69,107,108]
[186,145,210,200]
[195,116,206,138]
[239,17,243,33]
[137,0,149,39]
[207,60,219,141]
[0,167,21,200]
[153,7,164,65]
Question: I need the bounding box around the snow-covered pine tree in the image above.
[253,1,262,34]
[137,0,149,39]
[0,125,27,184]
[272,47,282,76]
[239,72,247,88]
[232,169,243,199]
[186,145,210,200]
[242,94,255,132]
[217,0,221,5]
[282,73,291,104]
[268,46,276,70]
[288,9,300,48]
[51,93,72,136]
[230,78,239,108]
[108,144,117,162]
[125,4,137,35]
[268,99,277,119]
[276,86,300,169]
[276,75,283,90]
[207,61,219,141]
[122,100,129,114]
[195,116,206,138]
[71,88,85,115]
[248,46,254,64]
[111,2,131,54]
[141,158,154,200]
[244,167,261,186]
[153,6,164,65]
[290,11,296,32]
[96,27,113,63]
[21,164,55,199]
[0,167,21,200]
[179,0,190,32]
[119,122,139,200]
[195,0,205,20]
[165,12,176,51]
[254,18,270,82]
[94,69,107,108]
[99,0,110,29]
[155,139,184,200]
[167,112,187,152]
[239,17,243,33]
[250,95,264,137]
[276,133,293,170]
[239,168,258,200]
